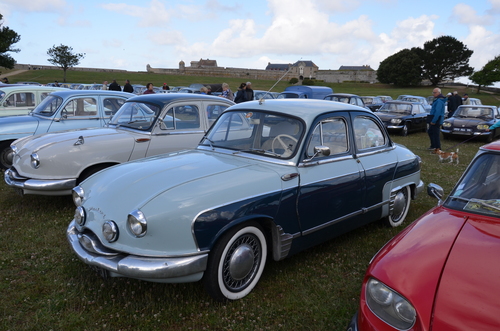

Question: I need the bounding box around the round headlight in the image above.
[30,153,40,169]
[102,221,119,242]
[390,118,402,124]
[477,124,490,130]
[366,278,416,330]
[127,210,147,237]
[74,206,86,226]
[72,186,85,206]
[442,122,452,128]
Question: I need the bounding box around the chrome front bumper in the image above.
[67,220,208,282]
[4,168,77,195]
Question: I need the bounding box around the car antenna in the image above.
[259,59,297,105]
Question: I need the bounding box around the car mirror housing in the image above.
[427,183,444,203]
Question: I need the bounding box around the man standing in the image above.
[428,88,446,150]
[108,79,121,91]
[123,79,134,93]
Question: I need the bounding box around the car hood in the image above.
[0,114,40,135]
[449,117,488,126]
[82,149,285,212]
[431,214,500,330]
[376,112,408,120]
[15,127,128,153]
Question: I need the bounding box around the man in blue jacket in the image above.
[428,88,446,150]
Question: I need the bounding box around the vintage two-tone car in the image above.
[441,105,500,142]
[348,140,500,331]
[0,85,66,117]
[66,99,423,301]
[5,93,234,195]
[375,101,429,136]
[0,89,132,169]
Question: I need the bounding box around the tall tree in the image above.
[0,14,21,69]
[377,48,423,87]
[469,55,500,93]
[47,44,85,82]
[420,35,474,86]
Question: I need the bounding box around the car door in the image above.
[411,104,427,132]
[0,90,35,116]
[297,113,365,236]
[144,100,224,157]
[47,95,109,132]
[351,112,398,215]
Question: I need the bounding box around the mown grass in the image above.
[0,70,492,330]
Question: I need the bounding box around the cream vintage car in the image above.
[5,93,234,195]
[0,85,66,116]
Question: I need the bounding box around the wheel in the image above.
[400,124,409,136]
[384,186,410,227]
[271,134,298,157]
[0,141,14,170]
[203,223,267,301]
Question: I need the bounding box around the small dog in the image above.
[433,148,459,164]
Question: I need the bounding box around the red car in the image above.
[348,141,500,331]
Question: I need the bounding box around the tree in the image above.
[377,48,423,87]
[469,56,500,93]
[420,35,474,86]
[47,44,85,82]
[0,14,21,69]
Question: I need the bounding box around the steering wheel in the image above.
[272,134,298,157]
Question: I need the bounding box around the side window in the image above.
[207,104,230,124]
[62,98,98,117]
[103,98,126,116]
[6,92,35,107]
[354,116,386,150]
[162,104,201,130]
[307,118,348,157]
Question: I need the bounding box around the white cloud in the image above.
[100,0,171,27]
[452,3,494,25]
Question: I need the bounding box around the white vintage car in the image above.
[5,93,234,195]
[66,99,424,301]
[0,85,66,116]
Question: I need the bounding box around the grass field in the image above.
[0,69,494,330]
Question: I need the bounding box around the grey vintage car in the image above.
[5,94,234,195]
[66,99,423,301]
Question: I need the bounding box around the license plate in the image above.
[453,128,471,132]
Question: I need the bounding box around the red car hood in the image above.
[364,206,500,330]
[432,214,500,330]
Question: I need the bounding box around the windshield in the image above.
[454,107,493,119]
[31,95,64,116]
[446,153,500,217]
[201,110,304,159]
[378,103,412,114]
[108,101,161,130]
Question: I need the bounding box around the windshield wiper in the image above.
[237,148,281,157]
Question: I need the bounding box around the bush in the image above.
[289,77,298,84]
[302,78,315,85]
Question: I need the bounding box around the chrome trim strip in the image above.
[196,145,296,166]
[299,154,353,167]
[302,200,389,236]
[67,221,208,279]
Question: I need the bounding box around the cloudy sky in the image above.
[1,0,500,83]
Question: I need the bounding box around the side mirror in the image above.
[427,183,444,203]
[304,145,330,163]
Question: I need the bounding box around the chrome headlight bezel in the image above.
[72,186,85,207]
[366,278,416,330]
[102,220,119,242]
[127,209,147,238]
[11,145,18,156]
[30,153,40,169]
[74,206,86,226]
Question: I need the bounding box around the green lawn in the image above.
[0,69,494,330]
